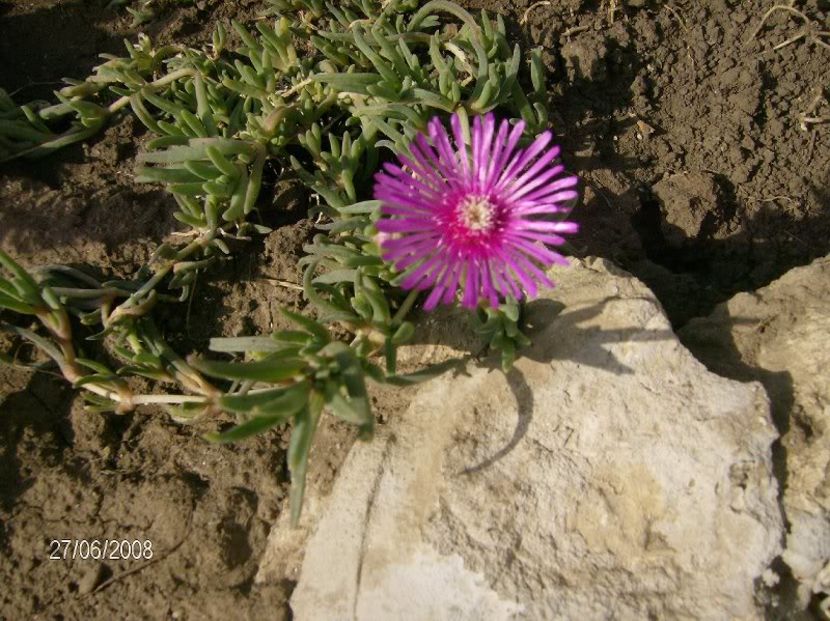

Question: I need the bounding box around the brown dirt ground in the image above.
[1,0,828,618]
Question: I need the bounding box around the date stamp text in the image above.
[48,539,154,561]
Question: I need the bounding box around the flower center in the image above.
[458,195,496,233]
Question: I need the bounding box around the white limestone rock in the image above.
[285,257,783,620]
[680,254,830,608]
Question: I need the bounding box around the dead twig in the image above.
[561,25,590,40]
[797,89,828,163]
[663,4,699,70]
[608,0,622,25]
[746,195,799,205]
[263,278,304,291]
[745,3,830,52]
[798,90,829,131]
[519,1,551,26]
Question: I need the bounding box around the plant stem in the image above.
[108,232,213,324]
[131,393,207,405]
[392,288,419,324]
[51,287,128,300]
[108,68,196,113]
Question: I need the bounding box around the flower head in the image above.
[374,112,579,310]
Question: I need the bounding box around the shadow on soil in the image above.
[0,372,77,547]
[0,1,124,100]
[632,178,830,327]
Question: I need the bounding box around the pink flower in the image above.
[374,112,579,310]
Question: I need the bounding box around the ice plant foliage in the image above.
[374,112,579,310]
[0,0,580,522]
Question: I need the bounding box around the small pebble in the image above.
[77,563,106,595]
[636,120,655,137]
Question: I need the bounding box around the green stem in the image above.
[408,0,482,34]
[107,68,197,114]
[109,232,213,323]
[50,287,128,300]
[392,288,419,324]
[130,393,207,405]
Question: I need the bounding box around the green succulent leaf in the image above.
[288,389,325,526]
[219,380,310,416]
[190,353,307,382]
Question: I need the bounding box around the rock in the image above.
[289,258,782,620]
[77,563,106,595]
[652,172,724,247]
[679,254,830,609]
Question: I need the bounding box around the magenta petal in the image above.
[479,260,499,307]
[423,285,444,310]
[430,121,460,176]
[506,236,560,264]
[375,218,433,233]
[482,119,510,188]
[461,264,478,308]
[501,161,565,201]
[497,148,562,197]
[450,113,470,176]
[440,263,461,304]
[512,220,578,233]
[401,255,442,289]
[382,236,437,262]
[514,190,580,214]
[497,131,553,188]
[515,177,579,205]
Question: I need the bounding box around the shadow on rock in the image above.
[459,367,534,476]
[458,294,677,476]
[523,297,674,374]
[679,304,802,615]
